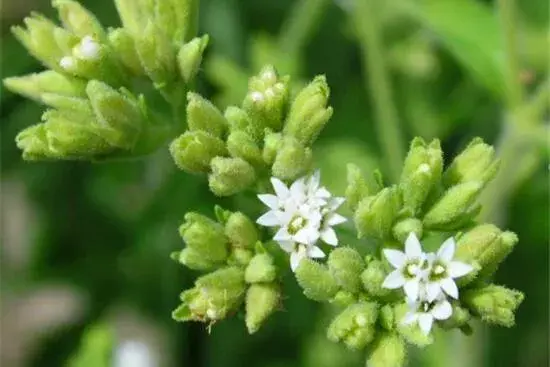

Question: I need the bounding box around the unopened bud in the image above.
[245,283,281,334]
[178,35,209,84]
[366,333,406,367]
[245,253,277,283]
[209,157,256,196]
[284,75,333,146]
[187,92,228,138]
[135,21,176,85]
[262,131,283,165]
[295,258,339,301]
[226,131,263,166]
[328,247,365,293]
[327,302,379,350]
[108,28,144,76]
[271,136,312,180]
[53,0,105,38]
[354,186,401,239]
[392,218,423,243]
[225,212,259,249]
[170,131,227,174]
[463,285,524,327]
[4,71,86,102]
[345,164,371,212]
[361,260,391,298]
[179,212,228,263]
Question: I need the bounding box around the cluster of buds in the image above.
[172,208,281,334]
[170,65,333,196]
[5,0,209,161]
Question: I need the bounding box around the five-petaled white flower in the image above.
[257,171,346,271]
[402,294,453,335]
[382,232,427,301]
[423,237,474,302]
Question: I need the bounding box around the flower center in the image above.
[429,261,448,281]
[288,215,307,234]
[403,259,423,278]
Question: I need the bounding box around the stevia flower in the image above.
[401,294,453,335]
[257,171,346,271]
[423,237,474,302]
[382,232,426,301]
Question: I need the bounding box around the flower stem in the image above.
[278,0,330,57]
[353,0,405,182]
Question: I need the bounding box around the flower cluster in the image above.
[382,232,473,335]
[257,171,346,271]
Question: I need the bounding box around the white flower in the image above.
[422,237,474,302]
[59,56,76,70]
[114,340,156,367]
[257,172,346,271]
[401,295,453,335]
[382,232,427,301]
[74,35,100,60]
[279,241,326,271]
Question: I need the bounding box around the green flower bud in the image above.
[327,302,379,350]
[135,21,176,85]
[4,71,86,102]
[113,0,150,35]
[178,35,209,84]
[225,212,259,249]
[86,80,143,149]
[245,253,277,283]
[262,131,283,165]
[40,94,92,114]
[284,75,333,146]
[170,131,227,173]
[271,136,312,180]
[16,124,51,160]
[366,333,406,367]
[44,117,111,158]
[354,186,401,239]
[295,258,339,301]
[361,260,391,298]
[439,304,471,330]
[245,283,281,334]
[227,247,254,267]
[345,164,371,212]
[173,266,246,322]
[392,218,423,243]
[331,290,357,308]
[187,92,228,138]
[177,247,219,271]
[455,224,518,279]
[393,303,433,347]
[108,28,144,76]
[179,213,228,263]
[379,305,395,331]
[399,138,442,214]
[463,285,524,327]
[53,0,105,38]
[209,157,256,196]
[12,14,76,69]
[423,181,483,230]
[443,137,500,188]
[242,65,289,132]
[226,131,263,166]
[328,247,365,293]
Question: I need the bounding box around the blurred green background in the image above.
[1,0,548,366]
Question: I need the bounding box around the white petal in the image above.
[418,313,434,335]
[294,227,319,245]
[327,213,347,226]
[440,277,459,299]
[401,312,418,326]
[320,228,338,246]
[381,270,406,289]
[290,250,306,272]
[316,187,332,199]
[431,300,453,320]
[437,237,456,262]
[383,249,407,268]
[309,170,321,189]
[307,245,326,258]
[274,227,292,241]
[425,282,442,303]
[278,240,295,253]
[328,197,346,209]
[257,211,280,226]
[448,261,474,278]
[271,177,289,199]
[290,178,306,198]
[404,279,420,301]
[405,232,423,258]
[258,194,279,209]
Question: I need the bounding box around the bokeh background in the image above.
[1,0,548,366]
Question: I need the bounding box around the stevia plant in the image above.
[4,0,526,366]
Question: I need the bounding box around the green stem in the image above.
[498,0,524,110]
[278,0,330,57]
[353,0,405,182]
